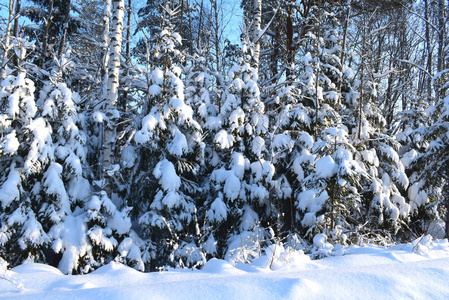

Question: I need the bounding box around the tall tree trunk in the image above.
[271,15,281,82]
[103,0,125,190]
[444,159,449,238]
[250,0,261,71]
[180,0,184,38]
[314,3,322,138]
[98,0,112,180]
[101,0,111,99]
[424,0,433,104]
[12,0,21,37]
[41,0,54,69]
[125,0,131,66]
[337,0,351,113]
[12,0,21,68]
[400,15,410,112]
[57,0,72,60]
[0,0,14,80]
[357,10,366,140]
[436,0,446,100]
[121,0,132,111]
[211,0,220,74]
[210,0,222,111]
[197,0,204,49]
[286,5,294,78]
[107,0,125,106]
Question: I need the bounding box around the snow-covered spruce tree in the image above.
[0,64,143,273]
[298,128,368,247]
[0,72,50,266]
[56,0,145,273]
[290,3,370,248]
[185,55,213,129]
[264,2,323,239]
[80,190,144,273]
[269,72,315,234]
[396,41,449,238]
[133,14,205,269]
[402,82,449,238]
[342,11,411,243]
[183,53,225,261]
[39,74,143,274]
[350,84,410,241]
[203,48,274,264]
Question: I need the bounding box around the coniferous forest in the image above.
[0,0,448,274]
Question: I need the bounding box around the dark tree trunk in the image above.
[12,0,21,68]
[424,0,433,104]
[271,15,281,82]
[286,5,294,78]
[41,0,54,69]
[57,0,72,60]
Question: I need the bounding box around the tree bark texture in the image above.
[107,0,125,107]
[41,0,54,68]
[0,0,14,80]
[250,0,262,71]
[103,0,125,187]
[57,0,72,60]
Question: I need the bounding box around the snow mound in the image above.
[201,258,244,275]
[1,240,449,299]
[11,263,63,275]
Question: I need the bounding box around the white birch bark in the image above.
[250,0,262,71]
[102,0,111,101]
[100,0,124,192]
[0,0,15,80]
[107,0,124,106]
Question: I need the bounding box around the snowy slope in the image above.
[1,238,449,300]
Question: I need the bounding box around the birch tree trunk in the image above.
[12,0,21,68]
[107,0,125,107]
[250,0,261,71]
[0,0,14,80]
[12,0,21,37]
[99,0,124,194]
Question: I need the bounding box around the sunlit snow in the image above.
[1,238,449,299]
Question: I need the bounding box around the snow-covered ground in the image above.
[1,237,449,299]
